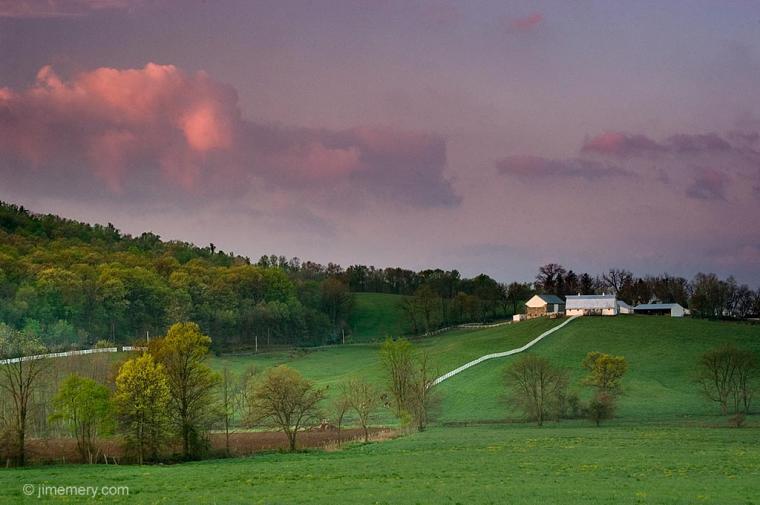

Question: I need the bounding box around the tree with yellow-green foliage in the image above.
[582,352,628,395]
[114,354,170,464]
[49,374,114,463]
[149,322,219,459]
[581,352,627,427]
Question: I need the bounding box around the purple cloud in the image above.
[686,168,729,201]
[0,0,138,18]
[0,63,459,208]
[510,12,544,32]
[582,130,753,158]
[496,155,631,180]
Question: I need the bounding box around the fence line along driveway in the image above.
[0,346,145,365]
[430,316,579,387]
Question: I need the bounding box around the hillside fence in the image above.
[0,346,146,365]
[430,315,579,387]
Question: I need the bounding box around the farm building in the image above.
[634,302,688,317]
[565,294,619,316]
[524,294,565,319]
[617,300,634,314]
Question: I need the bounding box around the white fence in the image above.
[422,320,511,337]
[430,316,579,387]
[0,346,146,365]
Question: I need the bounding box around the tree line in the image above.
[0,202,521,350]
[534,263,760,319]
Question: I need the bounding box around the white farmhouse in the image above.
[565,294,619,316]
[524,294,565,319]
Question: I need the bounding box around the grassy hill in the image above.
[210,317,562,423]
[211,316,760,425]
[347,292,409,342]
[436,316,760,423]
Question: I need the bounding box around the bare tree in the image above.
[602,269,633,295]
[219,367,235,456]
[247,366,325,451]
[344,378,381,442]
[535,264,567,295]
[697,345,741,415]
[379,339,437,430]
[504,354,568,426]
[406,352,437,431]
[697,345,758,420]
[0,325,48,466]
[332,392,351,447]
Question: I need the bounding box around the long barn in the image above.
[565,294,619,316]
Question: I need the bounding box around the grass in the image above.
[3,424,760,504]
[209,316,760,425]
[347,292,408,342]
[7,316,760,503]
[208,317,562,423]
[435,316,760,423]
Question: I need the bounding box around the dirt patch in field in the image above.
[21,428,395,465]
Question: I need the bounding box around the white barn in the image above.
[633,303,687,318]
[565,294,619,316]
[617,300,634,314]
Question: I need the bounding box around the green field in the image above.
[211,316,760,425]
[3,425,760,504]
[5,316,760,503]
[209,317,561,423]
[347,292,408,342]
[437,316,760,423]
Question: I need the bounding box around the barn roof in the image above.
[617,300,633,309]
[634,303,683,310]
[565,294,617,309]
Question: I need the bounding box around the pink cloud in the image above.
[581,132,664,157]
[582,131,750,158]
[0,0,137,18]
[0,63,239,191]
[0,63,458,207]
[266,142,362,181]
[511,12,544,32]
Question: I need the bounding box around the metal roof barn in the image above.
[565,294,617,310]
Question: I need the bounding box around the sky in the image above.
[1,0,759,284]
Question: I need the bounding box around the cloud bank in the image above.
[0,0,136,18]
[0,63,458,207]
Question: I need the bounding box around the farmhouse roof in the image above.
[565,294,617,309]
[536,294,564,305]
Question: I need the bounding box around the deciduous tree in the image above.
[344,378,381,442]
[49,374,113,463]
[505,354,568,426]
[114,354,170,464]
[582,352,628,395]
[247,366,325,451]
[149,322,220,459]
[0,324,47,466]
